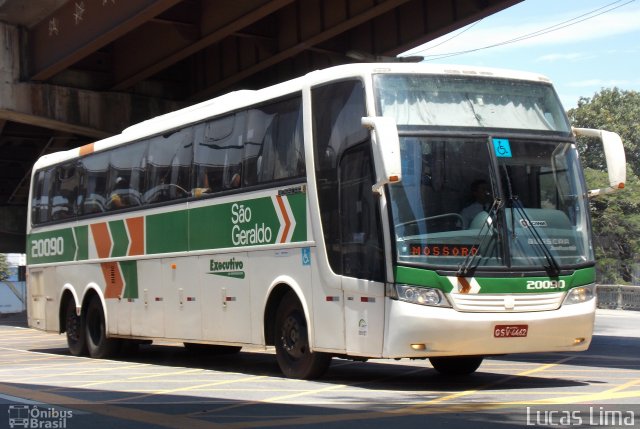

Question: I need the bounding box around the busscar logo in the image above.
[520,219,548,228]
[208,258,245,279]
[8,405,73,428]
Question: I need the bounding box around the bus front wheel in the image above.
[274,292,331,379]
[85,296,120,359]
[429,356,483,375]
[64,299,87,356]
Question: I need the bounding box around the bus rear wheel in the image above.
[85,296,120,359]
[274,292,331,379]
[64,298,87,356]
[429,356,483,375]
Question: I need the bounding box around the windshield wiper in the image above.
[500,164,560,276]
[457,196,502,276]
[510,196,560,276]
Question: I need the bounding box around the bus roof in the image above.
[31,63,554,171]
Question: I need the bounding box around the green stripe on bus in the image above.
[74,225,88,260]
[108,220,129,257]
[146,210,189,254]
[394,266,596,294]
[189,197,294,250]
[120,260,139,299]
[27,228,77,265]
[27,192,308,264]
[288,193,307,243]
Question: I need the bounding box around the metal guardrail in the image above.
[597,284,640,311]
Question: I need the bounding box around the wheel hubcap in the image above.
[67,313,79,341]
[281,315,306,359]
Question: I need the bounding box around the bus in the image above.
[26,63,626,379]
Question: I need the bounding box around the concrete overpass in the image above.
[0,0,520,252]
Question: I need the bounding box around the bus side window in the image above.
[50,163,79,221]
[107,142,146,210]
[145,129,193,204]
[80,151,109,215]
[194,113,245,194]
[245,96,304,186]
[31,170,51,224]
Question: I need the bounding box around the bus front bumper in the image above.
[382,298,596,358]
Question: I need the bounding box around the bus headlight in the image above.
[391,284,451,308]
[563,284,596,305]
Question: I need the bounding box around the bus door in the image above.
[312,79,386,354]
[338,142,386,357]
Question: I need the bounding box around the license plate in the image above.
[494,324,528,338]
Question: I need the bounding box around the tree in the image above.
[0,253,10,282]
[568,88,640,177]
[583,168,640,283]
[568,88,640,284]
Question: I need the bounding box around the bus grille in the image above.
[449,292,565,312]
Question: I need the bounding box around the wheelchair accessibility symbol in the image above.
[492,138,512,158]
[301,247,311,266]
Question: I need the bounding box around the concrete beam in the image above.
[28,0,182,81]
[111,0,295,91]
[190,0,411,101]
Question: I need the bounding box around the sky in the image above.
[402,0,640,109]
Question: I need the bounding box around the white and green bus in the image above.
[26,63,626,379]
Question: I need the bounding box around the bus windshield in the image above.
[374,74,570,133]
[388,135,592,270]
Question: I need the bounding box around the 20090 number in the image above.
[31,237,64,258]
[526,280,566,290]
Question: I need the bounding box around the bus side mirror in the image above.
[573,127,626,197]
[362,116,402,194]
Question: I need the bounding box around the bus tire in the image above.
[429,356,483,375]
[85,296,120,359]
[274,292,331,379]
[64,298,87,356]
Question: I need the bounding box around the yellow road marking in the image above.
[507,389,640,405]
[20,364,153,388]
[5,328,640,428]
[103,375,268,403]
[603,376,640,394]
[196,365,431,417]
[400,356,575,410]
[265,383,346,402]
[75,368,204,389]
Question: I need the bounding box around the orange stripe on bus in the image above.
[457,276,472,294]
[79,142,95,156]
[276,195,291,243]
[126,216,144,256]
[90,223,112,259]
[101,262,124,299]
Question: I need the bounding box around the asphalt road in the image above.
[1,309,639,429]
